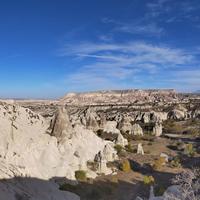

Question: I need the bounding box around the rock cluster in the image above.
[0,101,118,200]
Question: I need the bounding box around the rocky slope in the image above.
[0,100,118,200]
[58,89,180,105]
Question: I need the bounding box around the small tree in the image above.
[120,159,130,172]
[75,170,87,181]
[189,142,193,152]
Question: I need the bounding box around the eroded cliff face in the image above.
[0,100,118,200]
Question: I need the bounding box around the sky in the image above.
[0,0,200,99]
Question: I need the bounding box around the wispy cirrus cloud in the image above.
[159,69,200,93]
[99,34,113,42]
[59,42,193,65]
[102,18,164,37]
[58,41,195,91]
[146,0,200,23]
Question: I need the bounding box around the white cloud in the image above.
[114,23,164,37]
[59,42,193,65]
[58,41,196,92]
[99,34,113,42]
[101,18,164,37]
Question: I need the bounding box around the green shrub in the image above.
[153,157,165,170]
[75,170,87,181]
[182,148,190,155]
[114,145,122,154]
[134,133,142,140]
[88,178,93,184]
[186,128,199,137]
[145,131,153,141]
[111,178,118,184]
[97,129,104,137]
[143,175,154,184]
[148,142,153,146]
[189,142,193,152]
[170,160,181,168]
[120,130,126,135]
[163,119,183,134]
[127,136,133,142]
[120,159,130,172]
[142,142,146,146]
[146,150,151,154]
[126,130,130,134]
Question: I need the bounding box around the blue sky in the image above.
[1,0,200,99]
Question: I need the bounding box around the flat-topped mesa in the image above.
[58,89,179,105]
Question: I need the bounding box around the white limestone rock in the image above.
[115,133,128,147]
[153,122,162,136]
[131,124,143,135]
[118,117,132,132]
[0,101,119,200]
[103,121,120,134]
[168,109,185,119]
[137,143,144,155]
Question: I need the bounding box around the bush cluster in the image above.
[182,142,197,156]
[163,119,183,134]
[114,145,122,154]
[153,157,165,170]
[125,144,137,153]
[143,175,154,184]
[170,160,181,168]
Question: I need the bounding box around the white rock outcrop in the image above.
[152,122,162,136]
[114,133,128,147]
[131,124,143,135]
[103,121,120,134]
[137,143,144,155]
[0,101,118,200]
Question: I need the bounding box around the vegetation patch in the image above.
[75,170,87,181]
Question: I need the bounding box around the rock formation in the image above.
[103,121,120,134]
[115,133,128,147]
[117,116,132,132]
[131,124,143,135]
[137,143,144,155]
[152,122,162,136]
[58,89,180,105]
[0,101,119,200]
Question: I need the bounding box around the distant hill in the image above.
[193,90,200,94]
